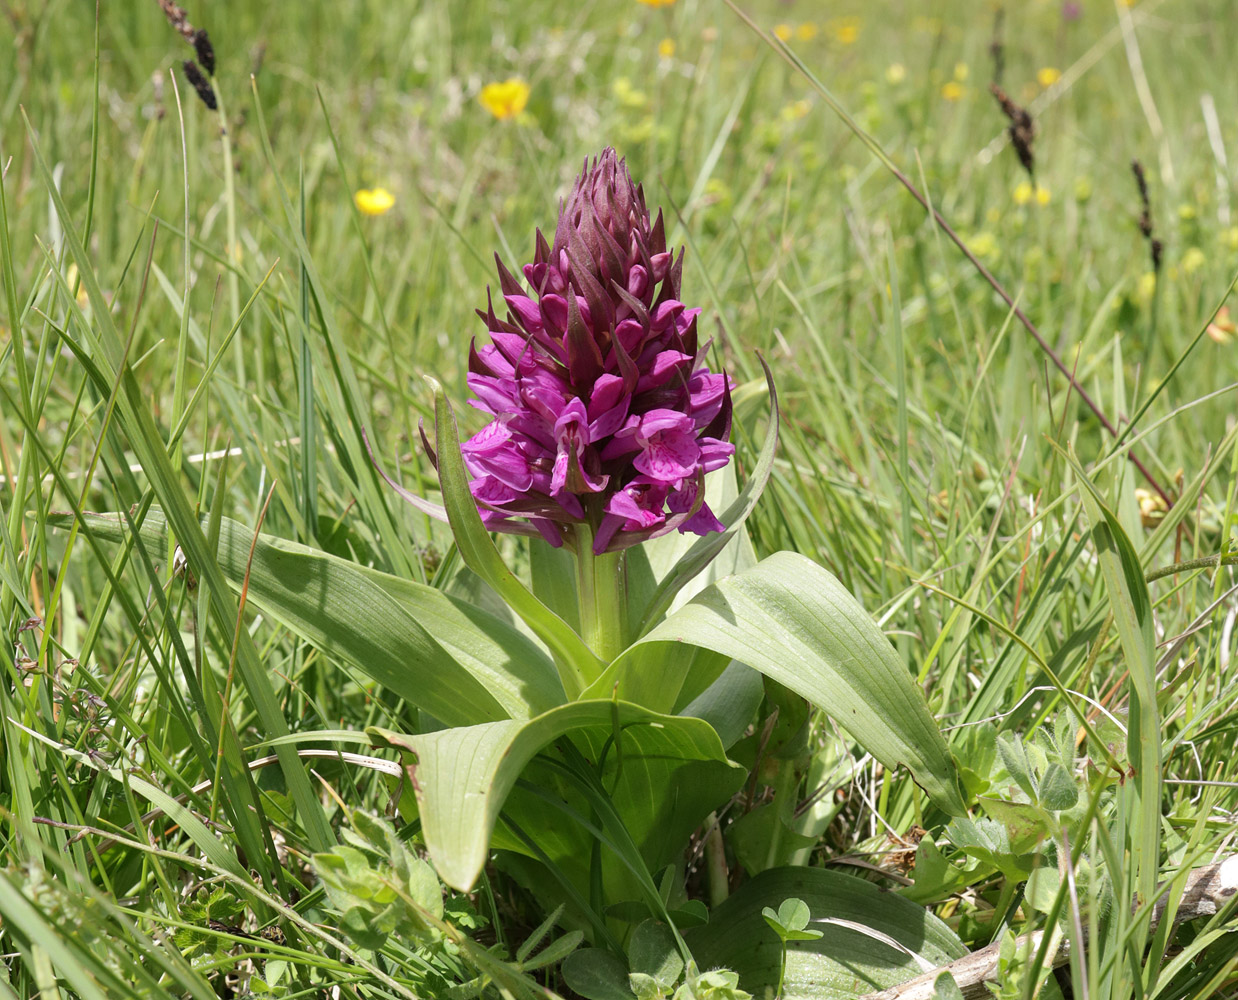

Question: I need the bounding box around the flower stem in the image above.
[574,525,628,665]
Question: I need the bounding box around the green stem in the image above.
[573,525,628,665]
[1145,551,1238,582]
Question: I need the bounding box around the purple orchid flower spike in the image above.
[434,148,734,555]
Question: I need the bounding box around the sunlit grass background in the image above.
[2,0,1237,995]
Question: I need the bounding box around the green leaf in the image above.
[933,971,966,1000]
[686,868,966,999]
[58,509,563,725]
[520,930,584,971]
[630,920,684,988]
[1038,762,1079,812]
[626,552,966,814]
[370,700,743,891]
[1070,454,1161,919]
[676,661,764,749]
[562,948,636,1000]
[777,899,812,934]
[430,378,603,696]
[901,835,972,905]
[996,734,1037,801]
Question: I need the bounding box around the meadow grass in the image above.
[2,0,1237,997]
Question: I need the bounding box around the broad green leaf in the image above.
[370,700,743,891]
[430,379,603,697]
[561,949,634,1000]
[677,660,764,749]
[627,552,966,814]
[686,868,966,999]
[57,510,563,724]
[630,919,684,988]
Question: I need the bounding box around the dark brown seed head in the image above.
[192,29,215,76]
[182,60,217,111]
[990,83,1035,176]
[157,0,195,43]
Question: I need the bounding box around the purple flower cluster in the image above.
[461,149,734,554]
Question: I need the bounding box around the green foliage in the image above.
[311,810,444,952]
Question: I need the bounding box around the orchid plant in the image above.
[75,149,967,996]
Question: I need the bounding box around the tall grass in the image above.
[2,0,1237,996]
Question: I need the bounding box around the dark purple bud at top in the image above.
[419,148,734,554]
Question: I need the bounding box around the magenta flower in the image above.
[454,148,734,554]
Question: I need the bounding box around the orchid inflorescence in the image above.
[455,148,734,554]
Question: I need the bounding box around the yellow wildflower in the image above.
[953,62,969,82]
[1037,67,1061,87]
[796,23,819,41]
[637,0,676,6]
[1223,227,1238,251]
[774,23,793,42]
[658,37,676,59]
[354,188,395,216]
[479,78,530,120]
[1013,181,1050,206]
[1206,305,1235,343]
[1181,246,1205,274]
[1074,177,1093,202]
[1178,203,1197,221]
[941,81,965,102]
[886,63,906,85]
[830,17,860,45]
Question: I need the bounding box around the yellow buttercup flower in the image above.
[941,81,965,102]
[773,23,793,42]
[796,22,819,41]
[886,63,907,85]
[354,188,395,216]
[637,0,676,6]
[479,78,530,120]
[953,62,969,82]
[1037,66,1061,87]
[831,17,860,45]
[658,37,675,59]
[1013,181,1050,206]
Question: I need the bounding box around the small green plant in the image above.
[760,898,822,999]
